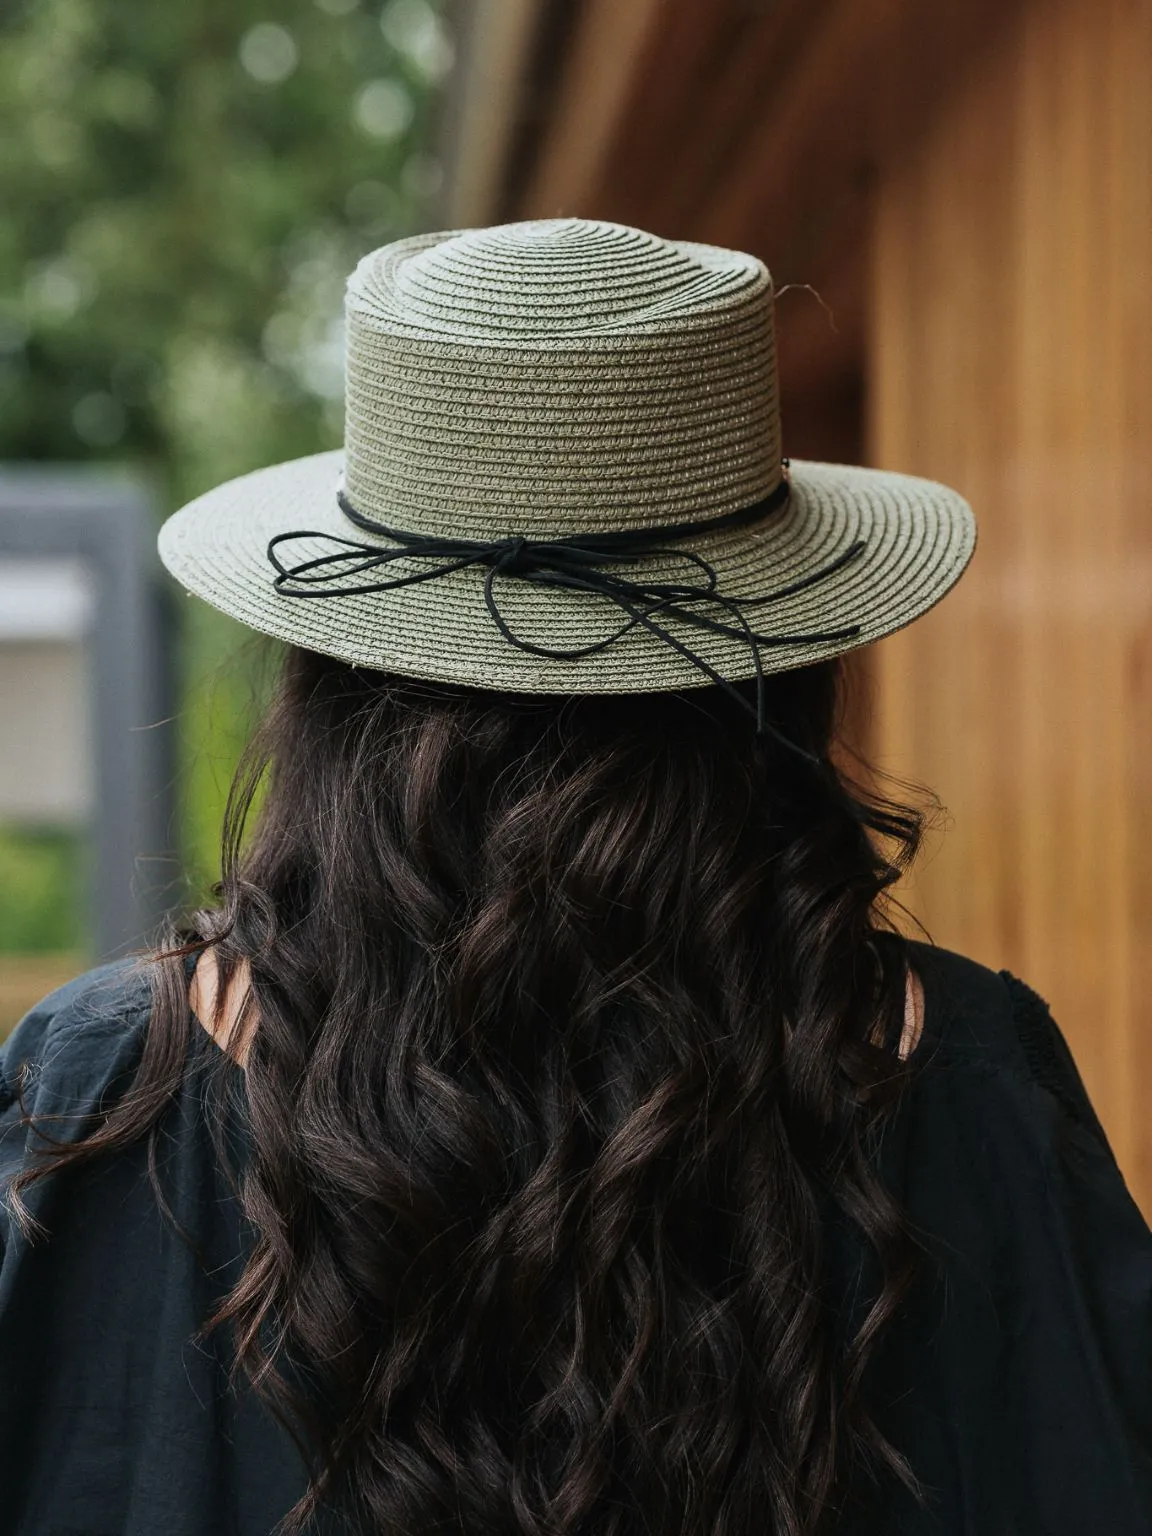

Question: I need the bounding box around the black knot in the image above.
[494,536,532,574]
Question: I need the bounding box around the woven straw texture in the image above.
[342,219,782,534]
[158,217,977,692]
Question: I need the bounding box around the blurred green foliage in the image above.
[0,0,453,949]
[0,827,88,952]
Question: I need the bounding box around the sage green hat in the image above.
[157,217,976,701]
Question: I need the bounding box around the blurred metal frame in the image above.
[0,466,177,961]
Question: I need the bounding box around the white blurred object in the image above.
[0,557,94,639]
[0,557,94,819]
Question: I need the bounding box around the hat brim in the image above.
[157,450,975,692]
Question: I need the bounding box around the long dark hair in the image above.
[11,643,932,1535]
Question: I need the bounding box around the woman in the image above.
[2,219,1150,1535]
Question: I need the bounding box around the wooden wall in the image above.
[870,0,1152,1207]
[496,0,1152,1210]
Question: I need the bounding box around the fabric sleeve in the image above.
[0,992,64,1112]
[0,963,152,1262]
[999,969,1115,1152]
[996,969,1152,1517]
[0,991,62,1265]
[0,983,68,1167]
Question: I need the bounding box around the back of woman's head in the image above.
[161,644,928,1536]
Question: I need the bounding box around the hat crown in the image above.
[362,218,769,340]
[342,217,783,537]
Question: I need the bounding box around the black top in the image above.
[2,943,1151,1536]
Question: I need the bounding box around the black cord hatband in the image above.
[266,467,864,747]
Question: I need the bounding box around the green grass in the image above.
[0,824,89,954]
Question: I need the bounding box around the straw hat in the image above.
[157,218,976,714]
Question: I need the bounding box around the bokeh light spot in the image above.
[239,24,300,85]
[352,77,414,141]
[380,0,454,82]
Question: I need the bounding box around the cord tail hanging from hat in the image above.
[265,468,865,760]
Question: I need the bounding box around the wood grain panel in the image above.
[498,0,1152,1202]
[870,0,1152,1208]
[515,0,665,218]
